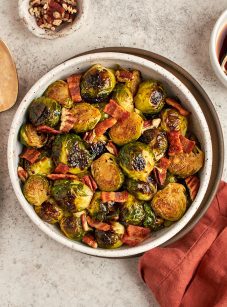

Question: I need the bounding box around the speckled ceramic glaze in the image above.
[8,52,213,257]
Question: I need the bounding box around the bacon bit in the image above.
[179,135,196,153]
[153,157,170,185]
[17,166,28,182]
[115,69,134,82]
[47,173,79,180]
[94,117,117,137]
[82,234,98,249]
[166,98,190,116]
[103,99,130,121]
[54,163,70,174]
[83,130,96,143]
[185,175,200,201]
[101,191,128,203]
[122,225,151,247]
[143,118,161,131]
[86,216,111,231]
[81,214,90,232]
[36,125,61,135]
[67,74,82,103]
[59,108,76,133]
[82,175,97,192]
[105,141,118,156]
[168,131,183,156]
[20,148,41,164]
[48,0,65,15]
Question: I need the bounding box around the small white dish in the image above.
[210,10,227,86]
[18,0,88,39]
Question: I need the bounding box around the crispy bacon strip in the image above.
[47,173,79,180]
[166,98,190,116]
[101,191,128,203]
[20,148,41,164]
[59,108,77,133]
[115,69,133,82]
[36,125,61,135]
[179,135,196,153]
[17,166,28,182]
[54,163,70,174]
[153,157,170,185]
[185,175,200,201]
[122,225,151,247]
[168,131,183,156]
[94,117,117,137]
[81,214,90,232]
[82,175,97,192]
[86,216,111,231]
[82,234,98,249]
[83,130,96,143]
[103,99,130,121]
[105,141,118,156]
[67,74,82,103]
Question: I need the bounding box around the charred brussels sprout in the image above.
[88,192,116,221]
[151,183,187,221]
[120,194,145,225]
[126,178,157,201]
[91,153,124,191]
[51,179,93,212]
[35,198,63,224]
[28,97,61,127]
[143,203,164,230]
[23,175,49,206]
[60,215,85,240]
[52,134,93,174]
[161,108,188,135]
[20,123,47,148]
[112,83,134,112]
[80,64,116,103]
[95,222,125,248]
[27,156,54,176]
[71,102,101,133]
[134,80,166,114]
[119,142,155,182]
[44,80,73,108]
[109,112,143,146]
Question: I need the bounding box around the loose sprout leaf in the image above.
[101,191,128,203]
[168,131,183,156]
[36,125,62,135]
[20,148,41,164]
[166,98,190,116]
[82,234,98,248]
[185,175,200,200]
[104,99,130,120]
[86,216,111,231]
[67,74,82,103]
[17,166,28,182]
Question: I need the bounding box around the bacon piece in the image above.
[86,216,111,231]
[83,130,96,143]
[122,225,151,247]
[166,98,190,116]
[67,74,82,103]
[179,135,196,153]
[105,141,118,156]
[59,108,76,133]
[94,117,117,137]
[81,214,90,232]
[54,163,70,174]
[153,157,170,185]
[185,175,200,201]
[48,0,65,15]
[168,131,183,156]
[143,118,161,131]
[20,148,41,164]
[103,99,130,121]
[47,173,79,180]
[82,175,97,192]
[101,191,128,203]
[36,125,61,135]
[115,69,133,82]
[82,234,98,249]
[17,166,28,182]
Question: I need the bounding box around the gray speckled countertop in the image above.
[0,1,227,306]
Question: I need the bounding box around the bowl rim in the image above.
[8,52,212,257]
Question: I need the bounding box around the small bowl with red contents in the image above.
[18,0,88,39]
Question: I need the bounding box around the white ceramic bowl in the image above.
[8,52,212,257]
[210,10,227,86]
[18,0,88,39]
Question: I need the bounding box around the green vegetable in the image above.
[161,108,188,135]
[112,83,134,112]
[20,123,47,148]
[27,156,54,176]
[23,175,49,206]
[35,198,63,224]
[44,80,73,108]
[126,178,157,201]
[95,222,125,249]
[120,194,145,225]
[143,203,164,230]
[60,215,85,240]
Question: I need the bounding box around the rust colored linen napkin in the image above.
[139,181,227,307]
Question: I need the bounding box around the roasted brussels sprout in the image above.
[143,203,164,230]
[161,108,188,135]
[28,97,61,127]
[168,146,204,178]
[23,175,49,206]
[20,123,48,148]
[134,80,166,114]
[126,177,157,201]
[95,222,125,248]
[71,102,101,133]
[151,183,187,221]
[91,153,124,191]
[80,64,116,102]
[51,179,93,212]
[86,135,107,159]
[120,194,145,225]
[27,156,54,176]
[44,80,73,108]
[52,134,93,174]
[88,192,116,221]
[119,142,155,182]
[126,70,141,96]
[35,198,63,224]
[60,215,85,240]
[112,83,134,112]
[93,102,109,121]
[109,112,143,146]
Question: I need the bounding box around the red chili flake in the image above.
[36,125,62,135]
[20,148,41,164]
[166,98,190,116]
[17,166,28,182]
[101,191,128,203]
[82,234,98,249]
[115,69,133,82]
[86,216,111,231]
[67,74,82,103]
[54,163,70,174]
[105,141,118,156]
[47,173,79,180]
[81,214,90,232]
[94,117,117,137]
[179,135,196,153]
[103,99,130,121]
[185,175,200,201]
[82,175,97,192]
[59,108,77,133]
[153,157,170,185]
[168,131,183,156]
[122,225,151,247]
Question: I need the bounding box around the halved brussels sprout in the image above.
[52,134,93,174]
[95,222,125,249]
[168,146,204,178]
[112,83,134,112]
[60,215,85,240]
[120,194,145,225]
[119,142,155,182]
[88,192,116,221]
[143,203,164,230]
[20,123,47,148]
[93,102,109,121]
[44,80,73,108]
[134,80,166,114]
[23,175,49,206]
[126,177,157,201]
[35,198,63,224]
[126,70,141,96]
[80,64,116,103]
[27,156,54,176]
[51,179,93,212]
[87,135,107,159]
[161,108,188,135]
[28,97,61,127]
[71,102,101,133]
[91,153,124,191]
[151,183,187,221]
[109,112,143,146]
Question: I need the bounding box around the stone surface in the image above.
[0,1,226,306]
